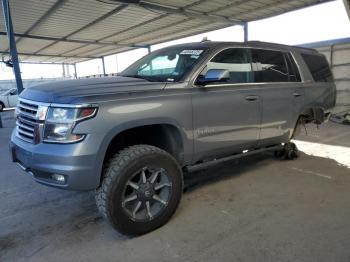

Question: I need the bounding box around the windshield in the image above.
[1,89,11,96]
[120,47,208,82]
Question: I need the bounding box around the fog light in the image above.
[52,174,66,184]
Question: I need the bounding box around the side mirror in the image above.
[198,69,230,85]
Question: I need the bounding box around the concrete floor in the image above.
[1,111,350,262]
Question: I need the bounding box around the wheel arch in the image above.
[95,118,187,186]
[300,106,326,124]
[291,106,326,139]
[0,100,5,110]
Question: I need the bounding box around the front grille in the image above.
[16,99,47,143]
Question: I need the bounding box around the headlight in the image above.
[43,106,97,143]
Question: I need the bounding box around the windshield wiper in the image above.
[121,75,161,82]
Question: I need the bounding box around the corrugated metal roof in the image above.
[0,0,334,64]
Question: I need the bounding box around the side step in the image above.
[185,144,283,173]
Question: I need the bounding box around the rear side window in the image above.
[251,49,289,82]
[301,53,333,82]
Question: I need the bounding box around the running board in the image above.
[185,144,283,173]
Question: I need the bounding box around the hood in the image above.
[20,76,166,104]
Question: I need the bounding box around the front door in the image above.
[192,48,261,163]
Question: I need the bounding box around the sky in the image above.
[0,0,350,80]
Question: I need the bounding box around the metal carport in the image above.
[0,0,344,93]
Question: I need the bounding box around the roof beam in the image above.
[57,0,221,58]
[113,18,193,46]
[23,0,69,35]
[232,0,332,19]
[206,0,258,15]
[8,0,69,50]
[0,50,98,60]
[20,61,75,65]
[137,1,244,25]
[33,4,129,55]
[69,18,193,57]
[0,32,148,48]
[98,0,211,42]
[235,0,334,21]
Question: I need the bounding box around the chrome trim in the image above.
[18,103,38,112]
[203,82,302,88]
[16,129,33,143]
[19,98,98,109]
[43,134,86,144]
[17,110,37,120]
[17,116,36,126]
[191,46,305,88]
[16,121,35,132]
[17,128,34,138]
[16,98,47,144]
[19,98,50,107]
[50,103,99,108]
[16,162,27,171]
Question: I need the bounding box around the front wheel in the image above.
[96,145,183,235]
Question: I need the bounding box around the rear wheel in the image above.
[275,142,298,160]
[96,145,183,235]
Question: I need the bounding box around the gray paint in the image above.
[10,41,336,190]
[300,38,350,113]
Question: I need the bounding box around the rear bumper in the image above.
[10,130,102,191]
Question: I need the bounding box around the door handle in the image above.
[245,95,258,101]
[293,92,302,97]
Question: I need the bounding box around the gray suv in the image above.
[10,41,336,235]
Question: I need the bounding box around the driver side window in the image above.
[200,48,253,84]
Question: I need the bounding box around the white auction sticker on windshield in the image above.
[180,50,204,55]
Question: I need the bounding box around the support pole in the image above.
[147,45,151,54]
[243,22,248,43]
[343,0,350,22]
[1,0,24,94]
[74,64,78,79]
[101,57,106,76]
[62,63,66,78]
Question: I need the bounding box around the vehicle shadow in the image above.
[184,152,275,193]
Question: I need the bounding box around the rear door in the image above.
[192,48,261,162]
[250,49,304,146]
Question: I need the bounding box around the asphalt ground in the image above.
[1,110,349,262]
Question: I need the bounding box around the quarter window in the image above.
[301,53,333,82]
[251,49,289,82]
[202,48,253,84]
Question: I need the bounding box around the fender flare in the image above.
[94,117,189,181]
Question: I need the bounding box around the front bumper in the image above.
[10,130,102,191]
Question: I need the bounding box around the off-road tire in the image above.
[96,145,183,235]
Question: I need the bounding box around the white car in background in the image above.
[0,88,18,111]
